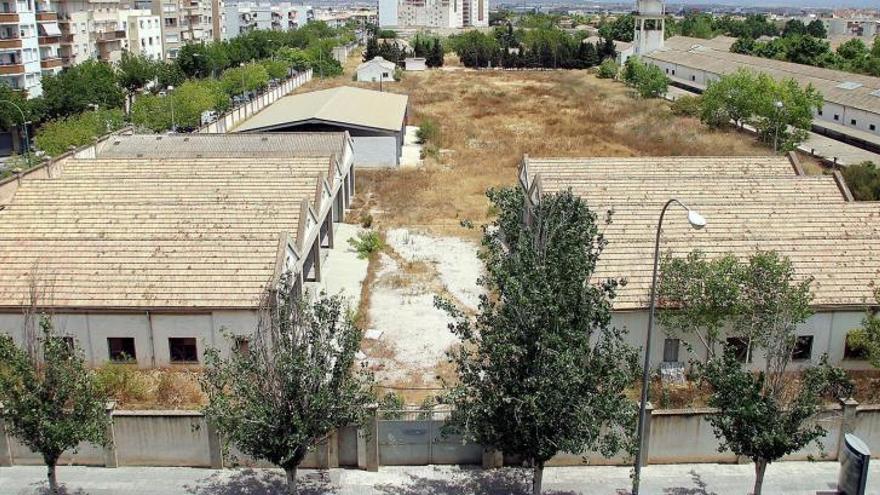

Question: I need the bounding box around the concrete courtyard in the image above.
[1,462,875,494]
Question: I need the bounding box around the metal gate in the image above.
[377,409,482,466]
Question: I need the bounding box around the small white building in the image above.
[356,56,397,83]
[404,57,426,71]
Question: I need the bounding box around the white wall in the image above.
[357,63,395,82]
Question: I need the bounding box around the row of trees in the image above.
[363,33,445,68]
[731,26,880,76]
[2,186,877,495]
[448,25,617,70]
[0,23,349,158]
[686,68,823,152]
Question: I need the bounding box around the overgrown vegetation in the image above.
[848,289,880,368]
[596,58,619,79]
[841,161,880,201]
[34,108,126,156]
[348,231,383,259]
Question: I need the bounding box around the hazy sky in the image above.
[673,0,876,7]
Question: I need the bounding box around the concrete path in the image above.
[400,126,423,168]
[317,223,370,311]
[1,462,876,494]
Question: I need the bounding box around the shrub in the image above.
[154,370,203,409]
[416,119,440,145]
[378,391,405,419]
[360,213,374,228]
[596,58,619,79]
[622,56,668,98]
[95,363,149,405]
[671,95,703,117]
[348,231,383,259]
[220,62,270,96]
[34,109,126,156]
[841,161,880,201]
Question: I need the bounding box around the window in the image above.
[662,338,680,363]
[691,75,696,81]
[871,124,876,131]
[792,335,813,361]
[108,337,136,362]
[818,110,823,116]
[671,69,675,75]
[834,114,840,121]
[844,333,868,360]
[382,71,389,78]
[725,337,752,363]
[169,337,198,363]
[851,119,857,126]
[233,336,250,355]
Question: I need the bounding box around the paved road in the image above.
[1,462,876,494]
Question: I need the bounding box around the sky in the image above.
[672,0,876,7]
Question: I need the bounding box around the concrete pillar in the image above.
[326,431,339,469]
[357,405,379,471]
[482,448,503,469]
[207,422,224,469]
[104,403,118,468]
[0,416,13,467]
[639,402,654,467]
[837,397,860,460]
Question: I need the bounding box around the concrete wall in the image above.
[2,403,877,470]
[351,136,400,168]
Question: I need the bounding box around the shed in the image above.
[234,86,410,168]
[356,56,397,83]
[404,57,427,71]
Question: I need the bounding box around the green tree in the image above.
[0,317,109,494]
[691,251,851,495]
[261,58,290,80]
[201,274,374,495]
[598,14,634,42]
[220,62,270,96]
[700,68,763,129]
[782,19,807,37]
[277,46,313,72]
[659,251,742,360]
[428,38,445,67]
[0,82,42,133]
[115,51,158,114]
[132,80,228,132]
[41,60,124,118]
[34,109,125,156]
[596,58,619,79]
[753,77,823,152]
[848,289,880,368]
[437,187,639,495]
[806,19,827,38]
[155,62,185,91]
[622,57,667,98]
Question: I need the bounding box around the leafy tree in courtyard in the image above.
[659,251,742,361]
[201,274,374,495]
[115,51,158,114]
[847,288,880,368]
[437,187,639,495]
[0,316,109,494]
[700,69,763,129]
[622,56,667,98]
[695,251,852,495]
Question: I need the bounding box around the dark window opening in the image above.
[725,337,752,363]
[792,335,813,361]
[663,338,680,363]
[691,75,696,81]
[169,337,198,363]
[851,119,857,125]
[671,69,675,75]
[234,336,250,356]
[834,114,840,121]
[108,337,136,362]
[818,110,823,116]
[844,333,869,360]
[870,124,876,131]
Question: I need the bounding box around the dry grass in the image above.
[96,365,205,410]
[344,69,775,237]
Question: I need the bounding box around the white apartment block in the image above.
[122,9,161,60]
[0,0,63,96]
[222,2,311,40]
[147,0,217,59]
[378,0,486,29]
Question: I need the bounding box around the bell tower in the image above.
[634,0,665,55]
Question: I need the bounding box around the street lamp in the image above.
[773,100,784,153]
[632,198,706,495]
[239,62,246,99]
[166,85,176,132]
[0,99,30,165]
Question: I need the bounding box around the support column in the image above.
[103,403,118,468]
[326,431,339,469]
[639,402,654,467]
[837,398,860,460]
[482,448,503,469]
[207,422,224,469]
[357,405,379,471]
[0,415,13,467]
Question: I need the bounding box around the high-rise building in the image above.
[222,2,310,41]
[147,0,216,59]
[461,0,487,27]
[0,0,59,96]
[378,0,486,29]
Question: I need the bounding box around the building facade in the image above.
[379,0,486,29]
[0,0,50,96]
[146,0,216,59]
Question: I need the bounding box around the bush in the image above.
[670,95,703,117]
[34,109,126,156]
[841,161,880,201]
[378,391,405,419]
[622,57,668,98]
[416,119,440,145]
[348,231,383,259]
[95,363,149,405]
[597,58,619,79]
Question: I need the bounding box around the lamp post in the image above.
[773,100,784,153]
[239,62,246,99]
[166,85,176,132]
[632,198,706,495]
[0,99,30,165]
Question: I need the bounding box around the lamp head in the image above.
[687,210,707,230]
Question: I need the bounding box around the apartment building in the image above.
[461,0,487,27]
[146,0,216,59]
[53,0,160,66]
[378,0,486,29]
[223,1,269,39]
[0,0,53,96]
[123,9,162,60]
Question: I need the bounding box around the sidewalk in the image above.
[1,461,875,494]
